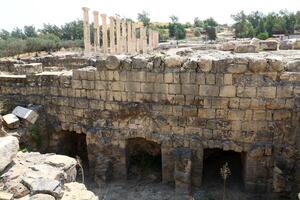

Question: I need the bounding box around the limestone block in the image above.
[198,55,213,72]
[2,113,20,129]
[227,64,247,73]
[21,177,62,198]
[277,86,293,98]
[259,40,279,51]
[248,58,267,73]
[237,87,256,97]
[164,55,184,68]
[61,182,98,200]
[257,87,276,98]
[219,86,236,97]
[14,63,43,75]
[12,106,39,124]
[199,85,219,96]
[293,39,300,49]
[267,56,283,72]
[0,191,13,200]
[219,42,235,51]
[234,44,256,53]
[0,136,19,172]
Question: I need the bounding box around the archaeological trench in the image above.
[0,43,300,199]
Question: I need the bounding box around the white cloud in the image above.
[1,0,299,30]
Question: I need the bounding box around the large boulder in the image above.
[0,136,19,172]
[259,40,279,51]
[234,44,256,53]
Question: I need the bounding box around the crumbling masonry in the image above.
[0,50,299,198]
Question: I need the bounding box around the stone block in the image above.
[257,87,276,98]
[234,44,256,53]
[237,87,256,97]
[0,192,13,200]
[198,55,213,72]
[224,74,232,85]
[198,108,215,119]
[182,84,198,95]
[249,58,267,73]
[12,106,39,124]
[228,110,244,120]
[168,84,181,94]
[219,86,236,97]
[199,85,219,96]
[205,74,215,84]
[2,113,20,129]
[164,73,173,83]
[0,136,19,172]
[14,63,43,75]
[259,40,279,51]
[276,86,293,98]
[227,64,247,74]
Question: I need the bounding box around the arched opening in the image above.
[126,137,162,181]
[202,148,245,193]
[48,131,89,177]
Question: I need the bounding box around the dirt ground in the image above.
[86,178,257,200]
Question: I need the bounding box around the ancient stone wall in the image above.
[0,52,299,196]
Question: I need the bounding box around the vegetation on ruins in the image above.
[168,15,186,40]
[232,10,300,39]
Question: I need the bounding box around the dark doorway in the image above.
[202,148,245,190]
[49,131,89,173]
[126,138,162,181]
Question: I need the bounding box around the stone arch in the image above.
[126,137,162,181]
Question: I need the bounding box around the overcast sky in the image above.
[1,0,299,31]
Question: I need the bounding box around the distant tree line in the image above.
[0,20,84,57]
[232,10,300,39]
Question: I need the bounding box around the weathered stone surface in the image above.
[248,58,267,73]
[94,154,112,185]
[29,194,56,200]
[164,55,184,68]
[105,55,123,70]
[12,106,39,124]
[234,44,256,53]
[0,136,19,172]
[267,56,283,72]
[61,182,98,200]
[0,191,13,200]
[197,56,213,72]
[13,63,43,75]
[2,114,20,129]
[45,155,77,182]
[259,40,279,51]
[22,177,62,198]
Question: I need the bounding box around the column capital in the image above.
[82,7,89,12]
[101,14,107,18]
[93,11,99,15]
[109,16,115,20]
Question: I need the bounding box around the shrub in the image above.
[256,32,269,40]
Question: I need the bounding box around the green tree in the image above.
[206,26,217,40]
[0,29,10,40]
[61,20,83,40]
[168,16,186,40]
[295,11,300,31]
[232,11,255,38]
[203,17,218,27]
[194,17,203,28]
[24,26,37,38]
[11,28,25,39]
[137,11,150,27]
[40,24,62,38]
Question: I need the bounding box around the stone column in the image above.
[131,23,137,54]
[116,17,121,54]
[139,24,143,53]
[93,11,100,53]
[82,7,91,55]
[141,27,147,53]
[148,29,153,52]
[101,14,108,55]
[136,38,140,53]
[127,21,132,53]
[121,20,127,53]
[109,16,115,54]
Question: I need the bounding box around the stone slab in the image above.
[12,106,39,124]
[0,136,19,172]
[0,191,14,200]
[2,113,20,129]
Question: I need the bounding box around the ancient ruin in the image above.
[0,7,300,200]
[81,7,159,56]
